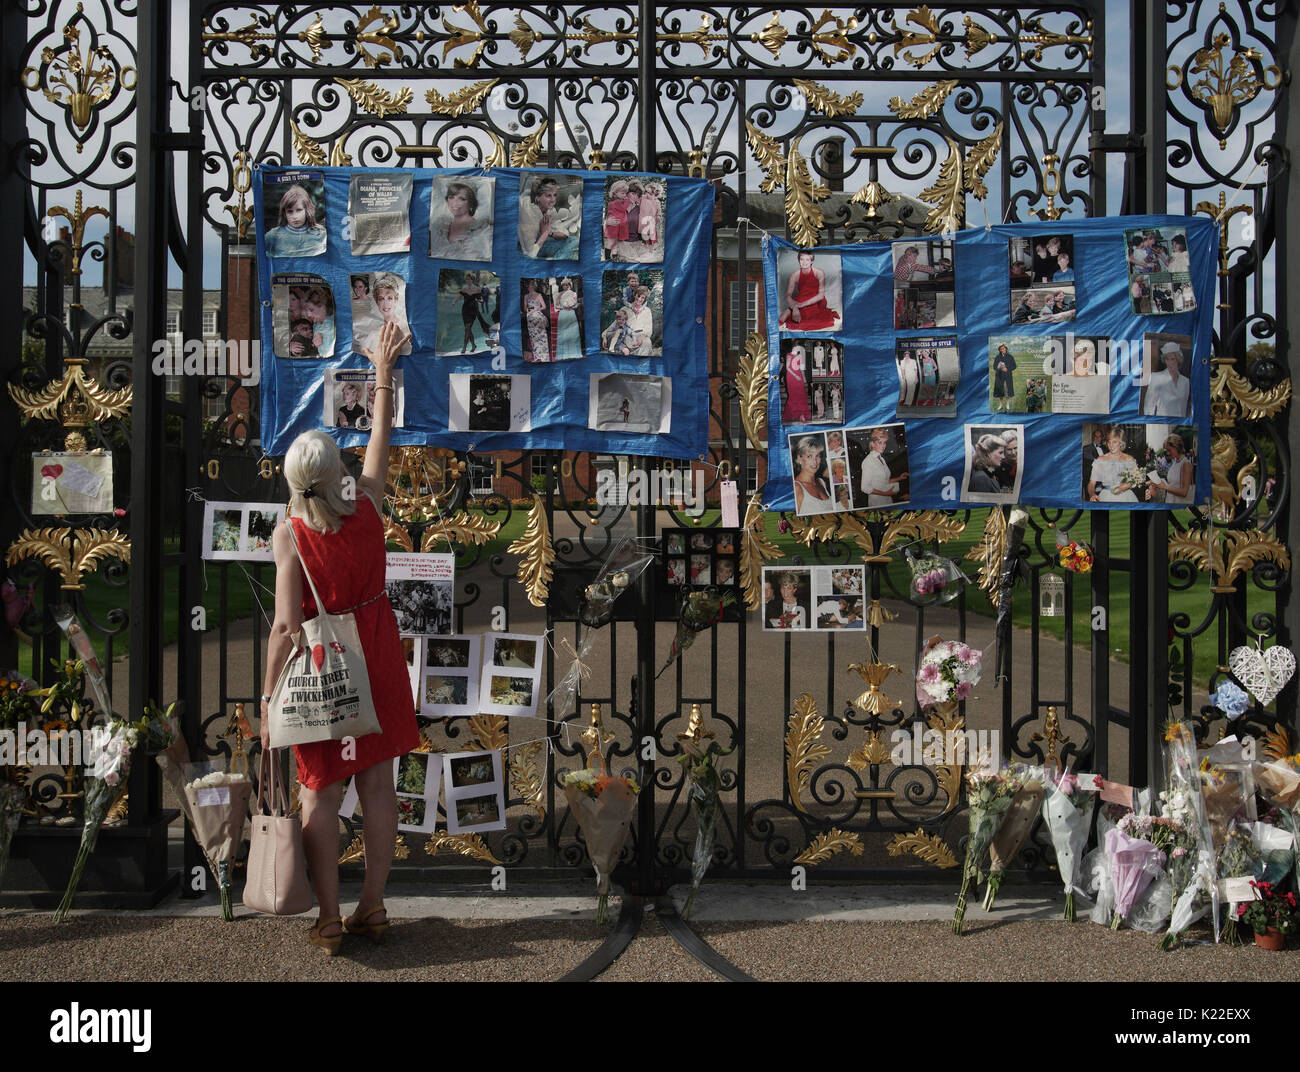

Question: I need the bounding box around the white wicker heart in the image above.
[1228,645,1296,708]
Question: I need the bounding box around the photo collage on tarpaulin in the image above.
[257,166,709,459]
[765,216,1213,514]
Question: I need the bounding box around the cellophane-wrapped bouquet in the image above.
[952,767,1024,934]
[564,768,640,923]
[1040,769,1096,921]
[182,761,253,921]
[1158,722,1218,949]
[917,640,983,707]
[983,769,1044,911]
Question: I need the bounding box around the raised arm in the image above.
[359,320,410,504]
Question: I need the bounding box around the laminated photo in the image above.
[776,248,843,332]
[384,552,455,634]
[517,172,583,260]
[436,269,501,356]
[962,424,1025,503]
[410,634,482,719]
[589,373,671,434]
[271,274,336,359]
[479,631,543,717]
[443,747,507,834]
[1083,423,1196,505]
[429,175,495,261]
[602,175,666,263]
[780,338,843,425]
[322,369,405,430]
[845,424,910,510]
[1140,332,1193,419]
[449,374,532,433]
[892,239,955,329]
[31,451,114,515]
[599,270,664,357]
[895,336,958,418]
[200,501,286,561]
[348,271,412,358]
[521,276,586,362]
[392,751,442,833]
[347,172,412,255]
[263,170,327,257]
[1125,227,1196,315]
[761,565,865,631]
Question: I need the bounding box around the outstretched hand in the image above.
[367,320,410,379]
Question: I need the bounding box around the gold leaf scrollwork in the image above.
[202,15,275,61]
[794,828,864,866]
[1167,526,1290,590]
[420,512,502,550]
[964,506,1007,600]
[887,829,959,868]
[849,179,900,219]
[356,5,403,68]
[509,741,546,819]
[510,124,548,167]
[506,494,554,607]
[468,712,509,752]
[510,13,542,59]
[919,136,965,235]
[964,121,1004,202]
[785,693,831,813]
[895,5,943,67]
[807,10,858,67]
[441,0,489,66]
[383,515,414,552]
[962,17,996,58]
[847,731,892,771]
[1211,360,1292,424]
[926,701,965,812]
[847,660,901,716]
[336,78,413,117]
[485,132,508,168]
[745,122,786,194]
[425,78,499,116]
[30,20,122,146]
[739,494,782,611]
[1186,32,1283,149]
[6,527,130,591]
[737,332,769,452]
[424,831,502,865]
[339,834,366,865]
[878,510,967,555]
[750,13,788,58]
[8,359,131,426]
[1018,16,1094,62]
[784,136,828,247]
[888,78,958,119]
[290,121,326,166]
[329,131,353,167]
[786,511,877,558]
[297,14,325,62]
[793,78,862,117]
[45,191,109,277]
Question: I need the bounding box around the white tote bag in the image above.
[266,522,384,748]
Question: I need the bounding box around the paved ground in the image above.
[2,883,1295,982]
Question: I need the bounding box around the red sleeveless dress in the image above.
[289,495,418,790]
[780,268,839,330]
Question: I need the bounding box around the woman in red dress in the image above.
[260,320,416,954]
[778,250,840,330]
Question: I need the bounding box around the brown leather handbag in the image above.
[242,751,313,916]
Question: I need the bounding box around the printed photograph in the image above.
[322,370,405,432]
[210,509,241,554]
[1083,423,1196,505]
[714,557,736,586]
[395,752,429,796]
[429,175,495,261]
[1140,333,1193,419]
[590,373,668,434]
[777,248,843,332]
[895,335,958,418]
[1125,227,1196,315]
[385,578,453,635]
[244,508,281,555]
[1049,335,1112,414]
[449,754,496,788]
[787,431,834,517]
[1010,285,1076,325]
[689,554,711,585]
[846,424,910,510]
[517,172,583,260]
[763,567,812,631]
[666,557,686,586]
[453,794,502,829]
[521,277,585,362]
[436,269,501,356]
[427,638,473,668]
[491,636,539,670]
[467,375,513,431]
[271,274,336,359]
[397,798,427,829]
[600,270,664,357]
[449,374,531,434]
[347,172,412,256]
[962,424,1025,504]
[988,335,1047,414]
[349,271,413,359]
[488,675,534,707]
[665,532,685,556]
[830,567,864,597]
[602,175,667,263]
[892,239,955,329]
[424,674,469,708]
[780,338,843,426]
[1009,235,1076,286]
[263,171,327,257]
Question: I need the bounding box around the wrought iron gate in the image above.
[1,1,1295,904]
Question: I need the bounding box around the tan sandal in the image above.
[344,904,390,943]
[308,916,344,956]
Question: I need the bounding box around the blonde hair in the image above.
[284,429,356,533]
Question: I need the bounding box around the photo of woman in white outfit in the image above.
[1149,432,1194,504]
[857,427,908,508]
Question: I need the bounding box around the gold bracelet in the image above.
[374,384,394,392]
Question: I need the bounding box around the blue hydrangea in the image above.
[1210,681,1250,719]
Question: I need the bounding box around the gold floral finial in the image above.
[846,659,901,715]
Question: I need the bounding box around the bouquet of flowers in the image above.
[1209,681,1250,721]
[983,770,1044,911]
[182,762,253,921]
[1216,824,1265,943]
[1120,467,1151,492]
[1236,880,1298,943]
[916,638,983,708]
[1057,541,1094,573]
[656,588,735,679]
[952,767,1025,934]
[676,712,733,919]
[1158,722,1218,949]
[1041,769,1096,920]
[0,669,40,893]
[564,768,640,923]
[903,545,966,604]
[1107,816,1172,930]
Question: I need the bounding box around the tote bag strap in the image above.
[285,516,331,615]
[256,749,290,817]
